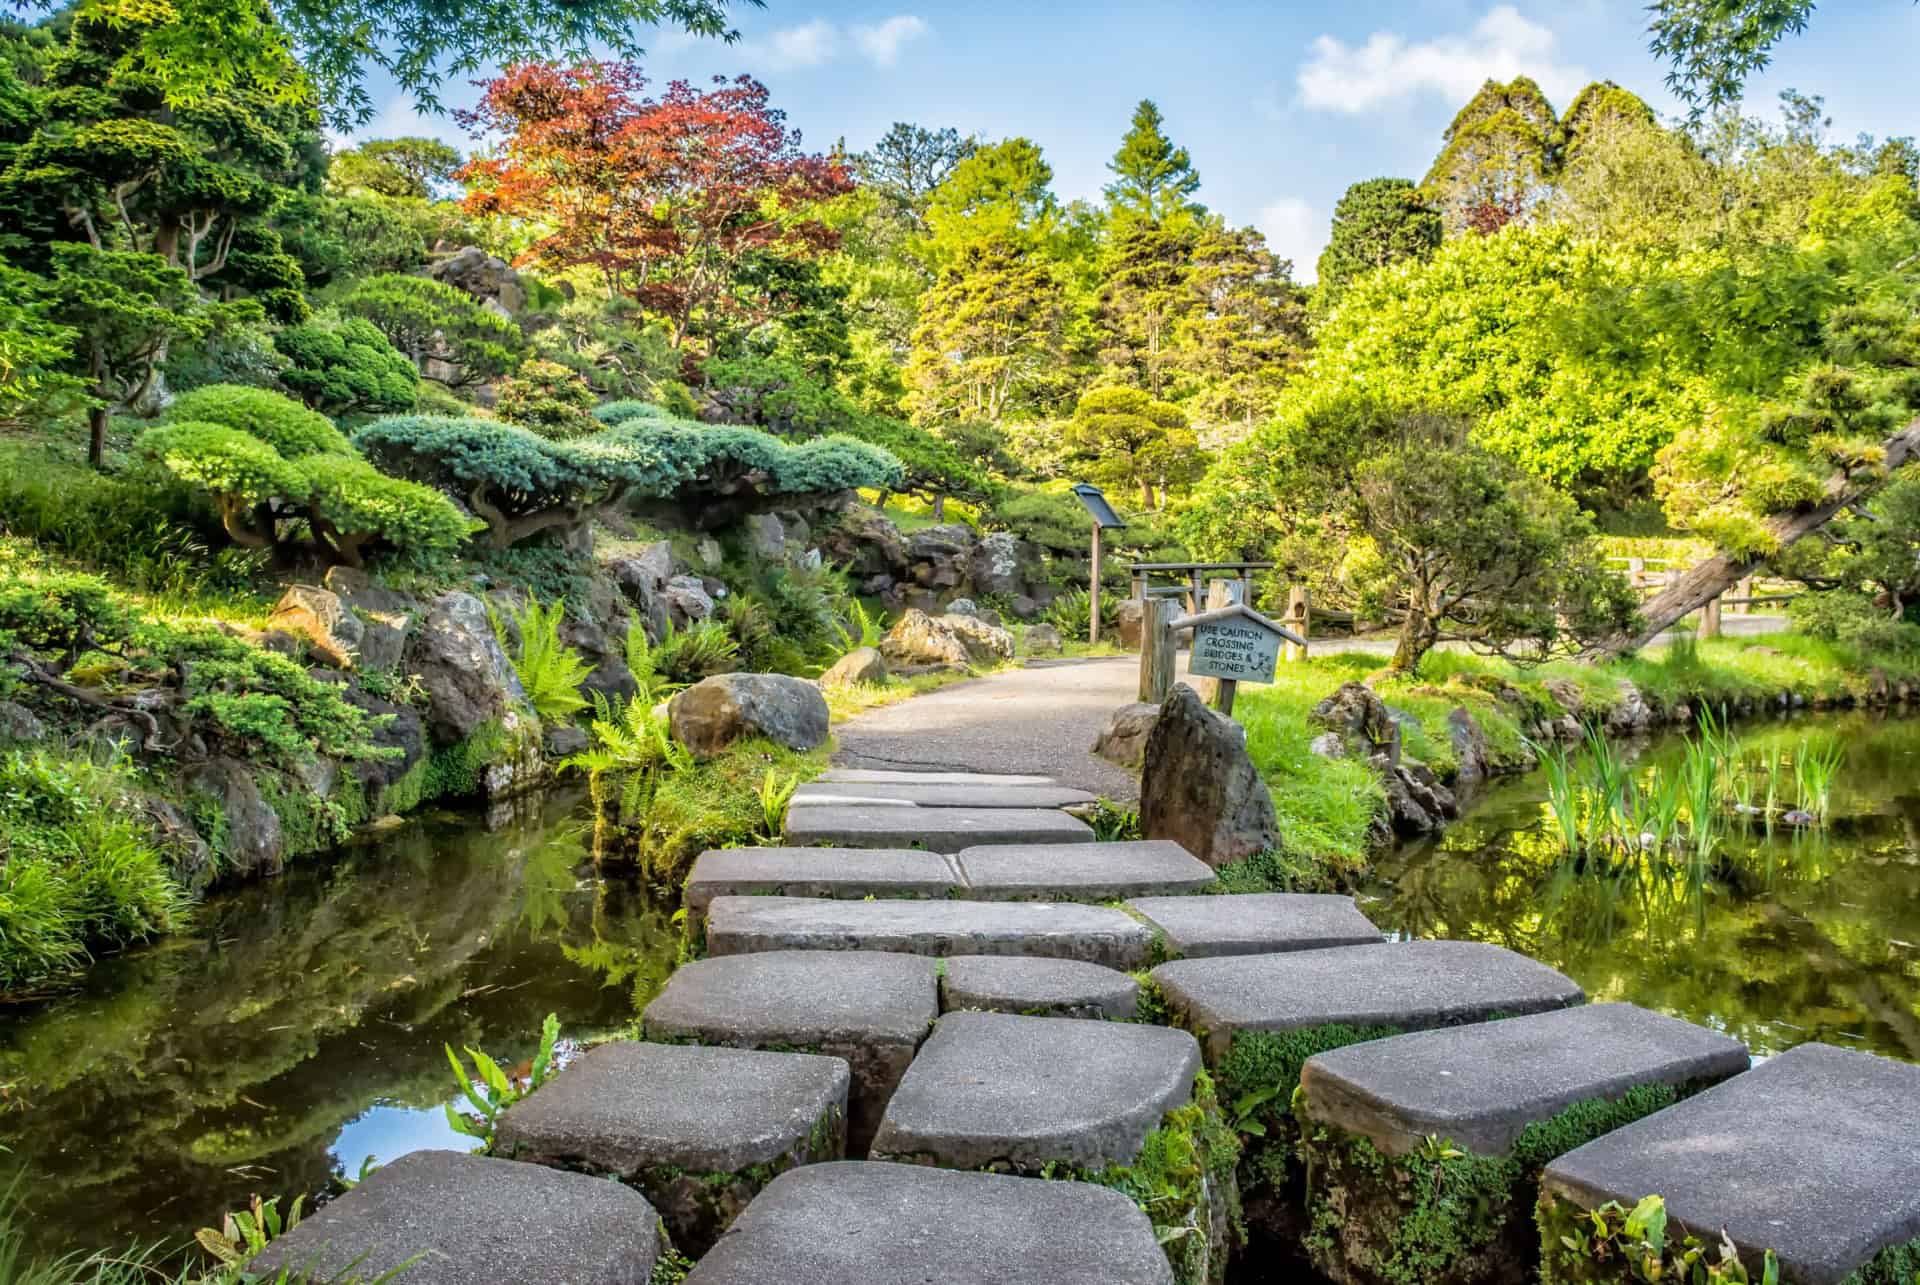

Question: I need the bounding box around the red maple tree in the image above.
[459,63,852,352]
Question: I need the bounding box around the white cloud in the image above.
[852,16,930,67]
[1258,197,1323,283]
[739,15,928,72]
[1296,5,1588,114]
[755,19,841,69]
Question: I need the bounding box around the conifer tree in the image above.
[1104,99,1201,226]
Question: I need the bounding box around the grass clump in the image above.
[0,747,189,993]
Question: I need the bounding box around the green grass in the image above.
[1227,632,1920,888]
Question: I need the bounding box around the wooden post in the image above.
[1130,571,1145,603]
[1628,557,1647,596]
[1187,569,1204,616]
[1214,678,1238,717]
[1735,575,1755,615]
[1139,598,1175,704]
[932,495,945,523]
[1282,585,1311,662]
[1089,522,1103,646]
[1701,594,1724,639]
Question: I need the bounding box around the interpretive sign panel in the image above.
[1189,613,1282,684]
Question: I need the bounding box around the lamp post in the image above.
[1070,483,1127,646]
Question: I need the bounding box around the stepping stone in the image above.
[1295,1004,1750,1285]
[493,1041,850,1256]
[785,804,1094,853]
[793,781,1098,808]
[683,846,963,922]
[957,839,1218,901]
[704,896,1155,969]
[1541,1042,1920,1285]
[1153,940,1585,1059]
[685,1161,1174,1285]
[1126,892,1381,959]
[941,956,1140,1020]
[250,1149,659,1283]
[642,951,939,1153]
[870,1012,1201,1171]
[818,769,1059,787]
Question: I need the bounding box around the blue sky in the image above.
[347,0,1920,280]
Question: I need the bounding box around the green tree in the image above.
[1060,385,1204,509]
[1647,0,1819,114]
[48,245,245,467]
[908,237,1071,426]
[1104,99,1201,226]
[1096,218,1196,397]
[1421,77,1562,235]
[854,122,976,230]
[922,138,1062,262]
[1173,222,1309,437]
[1315,178,1442,304]
[0,259,85,429]
[273,314,419,416]
[12,0,748,129]
[328,136,463,199]
[338,273,525,387]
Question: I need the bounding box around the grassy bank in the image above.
[1231,633,1920,887]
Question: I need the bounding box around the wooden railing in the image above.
[1608,557,1799,637]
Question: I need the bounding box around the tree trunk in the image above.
[1583,414,1920,660]
[1390,608,1435,672]
[87,346,108,468]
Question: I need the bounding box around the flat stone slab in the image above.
[1301,1003,1749,1157]
[871,1012,1201,1170]
[784,804,1094,853]
[683,846,963,916]
[685,1161,1174,1285]
[957,839,1217,901]
[704,896,1155,969]
[1543,1042,1920,1285]
[642,951,939,1152]
[1153,940,1585,1059]
[250,1149,658,1283]
[493,1041,849,1254]
[1127,893,1381,958]
[817,769,1059,787]
[941,956,1140,1019]
[793,781,1098,808]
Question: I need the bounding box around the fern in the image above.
[493,594,593,722]
[623,618,686,706]
[565,692,692,818]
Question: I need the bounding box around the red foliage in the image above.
[458,63,852,349]
[1462,192,1528,236]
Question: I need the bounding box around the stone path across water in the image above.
[271,759,1920,1285]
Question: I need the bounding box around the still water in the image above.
[3,715,1918,1261]
[0,792,679,1260]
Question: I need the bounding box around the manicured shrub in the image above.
[338,273,526,387]
[141,386,475,566]
[355,413,903,549]
[273,314,420,415]
[593,399,669,426]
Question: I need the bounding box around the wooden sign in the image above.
[1176,603,1304,688]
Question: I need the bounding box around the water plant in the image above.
[1792,736,1843,822]
[444,1013,561,1150]
[193,1193,305,1269]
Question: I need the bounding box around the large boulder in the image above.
[661,575,716,630]
[817,504,909,581]
[1605,680,1655,736]
[1447,706,1492,784]
[425,245,527,314]
[0,700,45,744]
[821,647,889,687]
[1025,623,1063,656]
[880,609,1014,668]
[405,592,527,744]
[560,613,638,705]
[183,758,284,880]
[1309,682,1402,763]
[744,512,788,562]
[269,586,364,669]
[971,532,1035,598]
[1092,702,1159,770]
[906,524,976,592]
[670,673,830,759]
[1139,684,1278,867]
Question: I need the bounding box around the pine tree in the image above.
[1315,178,1442,305]
[1104,99,1201,225]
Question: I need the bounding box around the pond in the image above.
[0,791,680,1262]
[4,713,1918,1264]
[1361,712,1920,1064]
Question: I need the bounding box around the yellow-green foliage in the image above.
[493,595,592,722]
[598,735,830,881]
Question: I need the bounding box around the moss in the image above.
[596,738,830,882]
[1301,1083,1679,1285]
[377,718,515,816]
[1045,1073,1242,1285]
[256,770,371,860]
[1129,972,1173,1026]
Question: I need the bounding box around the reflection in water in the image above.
[1362,713,1920,1063]
[0,792,678,1261]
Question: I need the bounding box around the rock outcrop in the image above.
[1139,684,1279,867]
[669,673,831,759]
[425,245,527,314]
[821,647,889,687]
[405,592,527,743]
[879,609,1014,668]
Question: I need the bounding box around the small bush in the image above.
[164,383,353,458]
[1047,588,1119,639]
[1788,589,1920,654]
[496,359,598,438]
[273,314,420,416]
